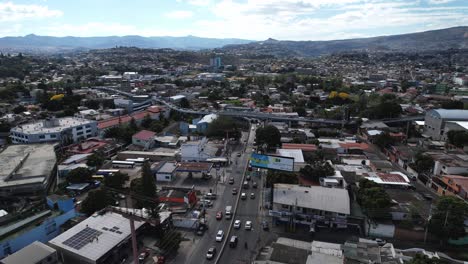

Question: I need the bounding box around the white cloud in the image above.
[428,0,454,4]
[176,0,211,6]
[165,10,194,19]
[0,1,62,22]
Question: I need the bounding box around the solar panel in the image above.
[63,227,103,250]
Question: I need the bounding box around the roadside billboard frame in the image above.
[249,153,294,172]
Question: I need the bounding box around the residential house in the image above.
[132,130,156,150]
[432,175,468,200]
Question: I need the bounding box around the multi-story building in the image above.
[270,184,350,230]
[10,117,97,144]
[0,144,57,197]
[424,109,468,140]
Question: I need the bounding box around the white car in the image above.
[215,230,224,242]
[234,220,241,229]
[241,193,247,200]
[245,221,252,230]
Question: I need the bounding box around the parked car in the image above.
[206,247,216,259]
[422,193,433,200]
[375,238,386,246]
[197,225,207,236]
[205,193,216,200]
[262,220,269,231]
[234,220,241,229]
[237,153,241,157]
[200,199,213,207]
[216,211,223,220]
[216,230,224,242]
[241,193,247,200]
[138,250,150,262]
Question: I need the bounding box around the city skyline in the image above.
[0,0,467,41]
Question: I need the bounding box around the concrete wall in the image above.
[0,209,76,259]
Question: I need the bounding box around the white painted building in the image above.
[10,117,98,144]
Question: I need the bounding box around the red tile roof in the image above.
[132,130,156,141]
[378,173,407,183]
[338,142,369,150]
[98,110,151,130]
[282,143,318,152]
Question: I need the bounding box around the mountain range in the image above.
[0,26,466,56]
[219,26,468,57]
[0,34,253,53]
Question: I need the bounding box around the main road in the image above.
[188,125,258,264]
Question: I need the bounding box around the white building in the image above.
[270,184,350,229]
[10,117,98,144]
[48,211,144,264]
[154,161,177,182]
[424,109,468,140]
[180,138,219,162]
[1,241,58,264]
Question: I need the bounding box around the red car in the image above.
[216,211,223,220]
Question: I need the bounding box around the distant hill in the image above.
[0,34,253,53]
[219,26,468,57]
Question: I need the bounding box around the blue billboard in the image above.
[249,153,294,172]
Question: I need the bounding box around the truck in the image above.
[225,206,232,220]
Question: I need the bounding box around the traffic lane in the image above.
[220,183,261,264]
[192,165,244,263]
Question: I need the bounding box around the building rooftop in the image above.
[273,184,350,215]
[276,149,305,163]
[11,117,95,134]
[176,162,213,173]
[365,171,410,186]
[133,130,156,141]
[0,144,56,189]
[198,114,218,124]
[282,143,318,152]
[427,109,468,120]
[49,211,144,262]
[1,241,56,264]
[158,162,177,174]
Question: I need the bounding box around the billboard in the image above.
[249,153,294,172]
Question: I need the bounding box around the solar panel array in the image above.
[62,227,103,250]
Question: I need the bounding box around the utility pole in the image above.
[424,203,432,244]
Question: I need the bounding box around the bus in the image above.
[96,169,120,176]
[125,158,148,165]
[92,175,105,181]
[112,160,135,168]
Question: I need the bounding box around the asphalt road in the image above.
[217,125,262,264]
[188,126,256,264]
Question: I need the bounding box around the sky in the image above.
[0,0,467,41]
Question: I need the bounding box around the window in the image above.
[39,135,45,139]
[281,204,289,209]
[85,124,91,128]
[77,131,83,136]
[165,176,170,179]
[50,134,57,138]
[76,126,83,130]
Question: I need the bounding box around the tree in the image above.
[84,99,100,110]
[179,97,190,109]
[206,116,242,139]
[81,189,113,215]
[374,132,395,149]
[132,162,159,217]
[86,152,105,168]
[407,254,448,264]
[12,105,26,114]
[256,125,281,149]
[447,130,468,148]
[429,196,468,241]
[141,114,153,129]
[104,171,129,189]
[266,170,298,187]
[129,117,138,132]
[299,162,335,182]
[412,153,434,174]
[66,167,93,183]
[357,179,392,219]
[293,106,306,117]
